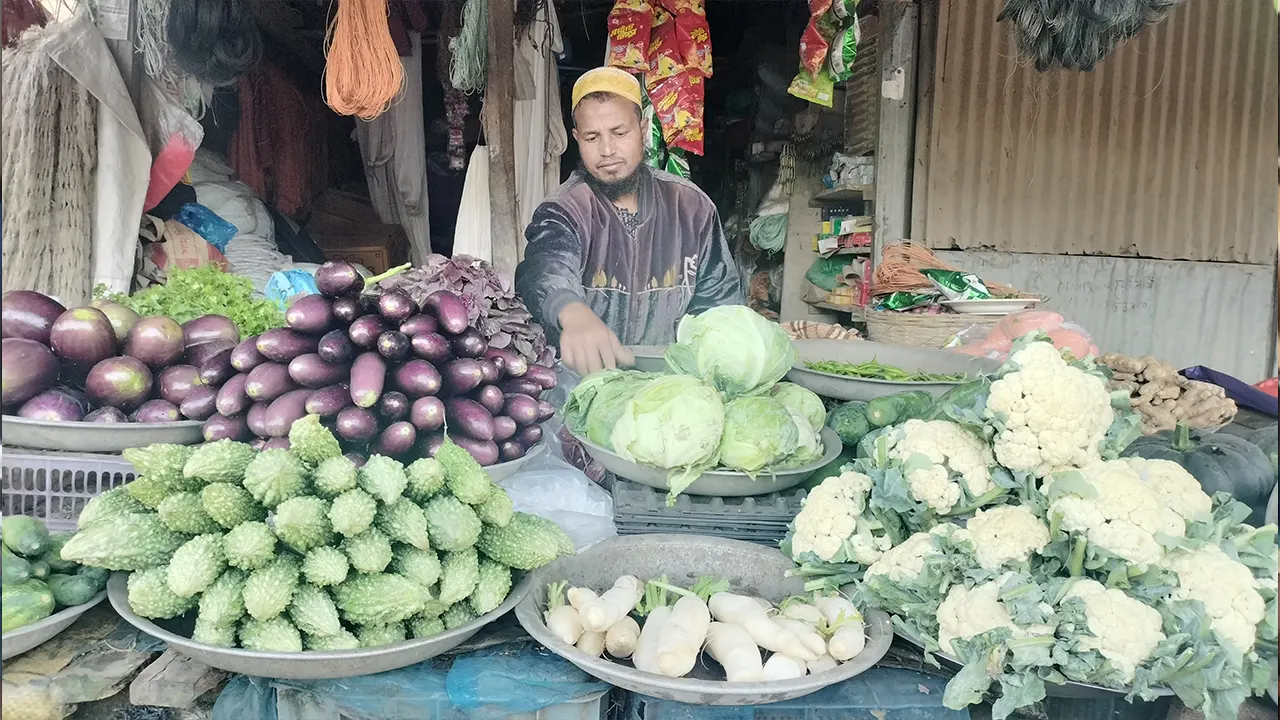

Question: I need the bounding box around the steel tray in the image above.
[2,415,204,452]
[784,339,999,402]
[484,442,546,482]
[1,590,107,660]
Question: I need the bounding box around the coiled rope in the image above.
[448,0,487,94]
[323,0,404,121]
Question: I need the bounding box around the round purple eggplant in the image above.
[246,402,271,437]
[373,421,417,456]
[182,315,240,347]
[399,314,438,337]
[204,412,251,441]
[500,377,542,397]
[85,406,128,423]
[449,328,488,359]
[516,424,544,447]
[344,452,367,468]
[441,359,485,396]
[185,339,237,368]
[445,398,495,441]
[332,295,362,325]
[262,437,291,450]
[133,399,181,423]
[199,348,236,386]
[524,364,558,390]
[499,440,527,463]
[245,363,296,402]
[393,360,442,399]
[377,290,417,324]
[315,260,362,297]
[335,406,379,443]
[317,330,355,364]
[474,385,505,415]
[424,290,469,335]
[215,373,251,417]
[419,432,446,458]
[478,359,500,384]
[451,435,500,466]
[256,328,319,363]
[348,315,387,349]
[157,365,204,405]
[377,331,411,362]
[484,348,528,378]
[349,352,386,409]
[537,400,556,422]
[51,307,118,369]
[230,336,267,373]
[89,299,139,342]
[3,290,66,344]
[2,337,59,406]
[410,396,446,432]
[180,385,218,420]
[377,391,410,421]
[503,393,540,427]
[492,416,518,442]
[285,294,335,334]
[263,389,313,437]
[305,384,352,417]
[410,332,452,364]
[124,316,184,369]
[18,387,88,422]
[84,356,153,412]
[288,353,349,389]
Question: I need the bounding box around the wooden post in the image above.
[486,0,520,276]
[873,0,919,267]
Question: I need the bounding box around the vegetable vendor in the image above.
[516,67,743,376]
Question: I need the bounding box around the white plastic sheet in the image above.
[452,145,494,262]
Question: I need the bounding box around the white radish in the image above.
[580,575,645,632]
[705,622,764,682]
[780,597,824,627]
[708,592,818,662]
[773,616,827,658]
[544,581,583,645]
[807,654,839,674]
[655,594,711,677]
[567,586,599,610]
[814,595,866,661]
[762,653,808,680]
[752,597,774,611]
[576,629,606,657]
[631,605,671,674]
[605,616,641,659]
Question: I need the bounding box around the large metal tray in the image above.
[1,415,205,452]
[573,427,842,497]
[785,339,999,402]
[514,534,892,706]
[108,571,532,679]
[1,590,107,660]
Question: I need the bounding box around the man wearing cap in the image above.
[515,67,744,376]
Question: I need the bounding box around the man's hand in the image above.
[558,302,634,376]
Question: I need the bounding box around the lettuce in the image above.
[717,396,798,475]
[664,306,797,400]
[610,375,724,502]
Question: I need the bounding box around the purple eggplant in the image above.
[492,416,518,442]
[182,315,240,347]
[441,359,485,396]
[85,406,128,423]
[451,435,500,466]
[246,402,271,437]
[245,363,297,402]
[185,339,237,368]
[180,385,218,420]
[18,387,88,422]
[305,384,353,417]
[475,385,505,415]
[287,353,349,389]
[501,377,543,397]
[3,290,66,344]
[344,452,367,468]
[332,294,362,325]
[157,365,204,405]
[516,424,544,447]
[256,328,319,363]
[349,352,386,409]
[285,294,334,334]
[315,260,363,297]
[410,333,452,364]
[504,393,540,427]
[52,307,118,369]
[230,336,267,373]
[524,364,558,390]
[377,391,410,421]
[425,290,469,335]
[317,330,355,364]
[262,437,292,450]
[393,360,442,398]
[499,440,527,463]
[121,316,183,369]
[89,299,139,342]
[478,359,500,384]
[449,328,488,359]
[373,421,417,456]
[537,399,556,422]
[484,348,528,378]
[446,398,495,441]
[199,348,235,386]
[2,337,59,406]
[348,315,387,349]
[133,399,181,423]
[335,406,380,443]
[377,289,417,324]
[377,331,411,362]
[215,373,252,417]
[419,432,446,458]
[262,389,313,437]
[85,356,153,412]
[204,412,251,441]
[399,314,438,337]
[410,396,446,432]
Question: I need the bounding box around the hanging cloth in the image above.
[513,0,567,245]
[453,144,492,262]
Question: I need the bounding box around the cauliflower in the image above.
[865,524,964,582]
[964,505,1050,571]
[1119,457,1212,523]
[788,471,889,564]
[1063,579,1165,683]
[936,573,1054,657]
[1164,544,1267,654]
[882,419,996,514]
[1045,461,1185,566]
[984,341,1115,478]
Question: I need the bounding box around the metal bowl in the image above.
[626,346,669,373]
[1,590,107,660]
[1,415,204,452]
[515,534,892,706]
[108,572,532,679]
[785,339,999,402]
[484,442,546,482]
[573,427,842,497]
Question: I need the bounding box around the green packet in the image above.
[665,148,690,179]
[828,20,859,82]
[876,291,938,311]
[787,66,836,108]
[920,268,991,301]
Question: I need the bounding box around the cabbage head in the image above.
[610,375,724,500]
[779,409,825,468]
[718,396,799,475]
[770,382,826,432]
[664,306,797,400]
[563,369,659,449]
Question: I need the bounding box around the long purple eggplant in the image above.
[262,389,313,437]
[349,351,386,409]
[256,328,319,363]
[424,290,469,335]
[288,353,349,389]
[203,413,250,442]
[451,435,500,466]
[441,359,485,396]
[500,377,542,397]
[393,359,442,398]
[199,348,235,386]
[215,373,251,417]
[410,332,452,364]
[246,401,271,437]
[230,336,267,372]
[399,314,438,337]
[445,398,495,441]
[180,385,218,420]
[285,294,334,334]
[305,384,352,417]
[245,362,297,402]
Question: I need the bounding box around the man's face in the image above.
[573,95,644,198]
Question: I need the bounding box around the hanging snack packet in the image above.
[876,291,939,311]
[607,0,655,72]
[639,81,666,169]
[830,0,859,22]
[787,66,836,108]
[920,268,993,301]
[828,20,859,82]
[659,0,713,77]
[799,0,839,76]
[647,71,705,155]
[665,148,690,178]
[647,8,684,81]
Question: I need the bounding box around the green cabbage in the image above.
[610,375,725,500]
[664,306,797,400]
[770,382,826,432]
[718,397,799,475]
[562,370,659,449]
[780,409,825,468]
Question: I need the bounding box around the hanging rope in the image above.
[323,0,404,121]
[448,0,487,94]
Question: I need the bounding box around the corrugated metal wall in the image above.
[920,0,1277,264]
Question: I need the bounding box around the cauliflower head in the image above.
[964,505,1050,571]
[1046,461,1186,566]
[1165,544,1267,654]
[985,341,1115,478]
[936,573,1053,657]
[865,523,964,583]
[1063,579,1165,683]
[885,419,996,514]
[789,470,874,562]
[1119,457,1212,523]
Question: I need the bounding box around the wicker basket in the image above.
[864,309,1001,348]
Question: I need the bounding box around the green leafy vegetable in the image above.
[95,265,285,337]
[806,359,967,383]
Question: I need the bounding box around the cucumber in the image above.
[865,391,935,428]
[47,573,100,607]
[2,515,50,558]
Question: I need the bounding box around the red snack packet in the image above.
[658,0,712,78]
[606,0,655,72]
[647,8,684,81]
[647,71,705,155]
[799,0,838,76]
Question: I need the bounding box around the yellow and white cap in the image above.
[572,67,642,111]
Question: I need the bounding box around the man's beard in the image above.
[580,160,645,201]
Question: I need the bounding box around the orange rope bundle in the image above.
[870,242,1020,297]
[323,0,404,121]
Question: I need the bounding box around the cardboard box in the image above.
[314,224,409,275]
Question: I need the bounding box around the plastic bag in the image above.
[749,213,788,253]
[446,645,609,720]
[945,310,1098,361]
[452,145,493,263]
[500,460,616,552]
[175,203,238,251]
[265,269,320,310]
[805,256,847,292]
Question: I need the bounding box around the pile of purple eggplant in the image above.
[210,260,557,466]
[1,290,248,426]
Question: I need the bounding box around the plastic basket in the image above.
[1,449,136,531]
[863,309,1001,349]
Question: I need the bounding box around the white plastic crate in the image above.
[1,448,137,530]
